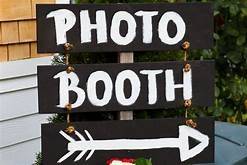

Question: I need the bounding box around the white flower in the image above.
[110,160,135,165]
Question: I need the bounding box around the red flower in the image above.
[107,158,120,165]
[122,158,135,163]
[107,158,135,165]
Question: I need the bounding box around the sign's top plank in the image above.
[37,3,213,53]
[38,60,214,114]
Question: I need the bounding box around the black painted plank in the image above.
[37,3,213,53]
[38,60,214,113]
[42,118,214,164]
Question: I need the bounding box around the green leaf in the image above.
[241,8,247,16]
[167,0,176,2]
[226,26,239,37]
[215,86,220,97]
[224,107,235,116]
[213,107,223,117]
[236,35,246,46]
[242,114,247,122]
[229,5,239,16]
[213,33,220,40]
[135,158,152,165]
[214,11,220,16]
[34,152,42,165]
[226,51,242,64]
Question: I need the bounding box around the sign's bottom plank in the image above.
[42,118,214,164]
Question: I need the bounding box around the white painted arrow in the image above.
[57,125,209,163]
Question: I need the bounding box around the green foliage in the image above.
[205,0,247,124]
[34,152,42,165]
[48,114,66,123]
[134,158,152,165]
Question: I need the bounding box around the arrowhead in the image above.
[178,125,209,162]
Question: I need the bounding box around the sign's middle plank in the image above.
[36,3,213,53]
[38,60,214,113]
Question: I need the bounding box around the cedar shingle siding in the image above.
[0,0,55,62]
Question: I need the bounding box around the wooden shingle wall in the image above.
[0,0,55,62]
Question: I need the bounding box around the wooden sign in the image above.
[36,3,213,53]
[38,60,214,113]
[42,118,214,164]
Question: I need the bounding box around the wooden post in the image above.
[118,52,134,120]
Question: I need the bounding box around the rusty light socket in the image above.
[186,119,197,128]
[184,63,191,72]
[66,66,75,73]
[65,103,72,112]
[65,125,75,134]
[182,41,190,50]
[64,43,74,51]
[184,99,192,108]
